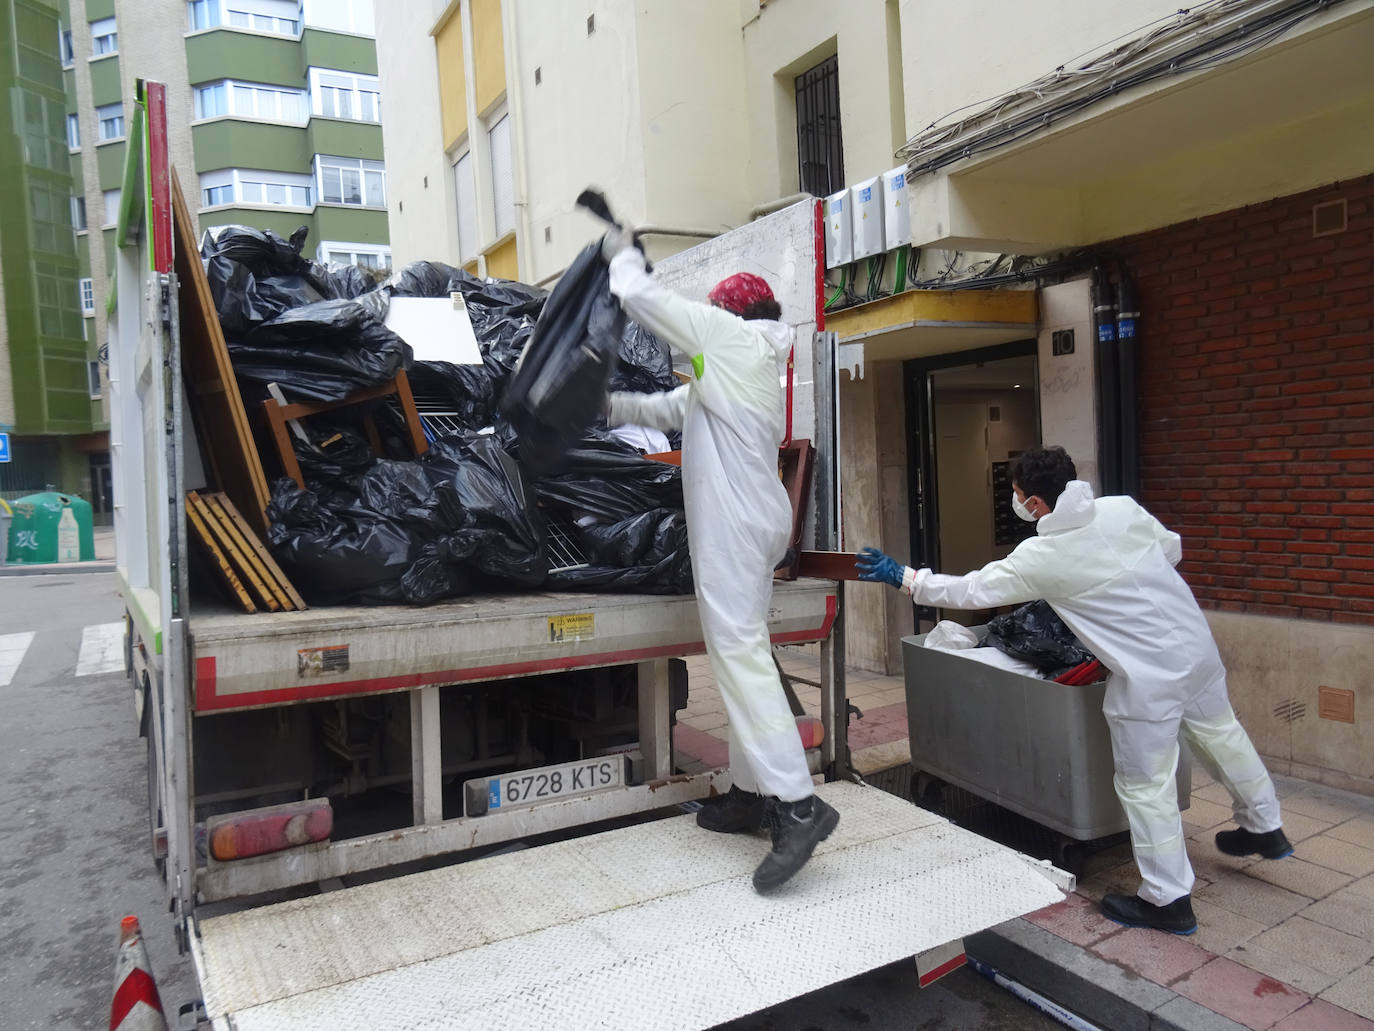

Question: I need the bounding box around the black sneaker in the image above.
[752,795,840,893]
[1101,893,1197,935]
[696,786,765,834]
[1215,826,1293,859]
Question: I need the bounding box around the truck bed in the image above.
[193,781,1066,1030]
[191,578,838,713]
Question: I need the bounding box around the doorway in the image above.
[904,341,1039,628]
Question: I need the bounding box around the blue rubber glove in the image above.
[856,547,904,589]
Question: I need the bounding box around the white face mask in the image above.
[1012,493,1037,522]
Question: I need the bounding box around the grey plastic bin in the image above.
[903,627,1190,840]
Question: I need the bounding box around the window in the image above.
[90,16,117,55]
[88,360,102,399]
[301,0,374,36]
[487,112,515,238]
[60,27,74,67]
[452,150,477,262]
[188,0,219,31]
[66,112,80,149]
[321,244,391,269]
[226,0,299,35]
[103,189,121,227]
[96,103,124,141]
[196,80,306,121]
[200,168,314,208]
[71,195,87,231]
[311,69,381,123]
[795,55,844,197]
[316,156,385,207]
[79,277,95,316]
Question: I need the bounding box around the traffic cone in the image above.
[110,916,167,1031]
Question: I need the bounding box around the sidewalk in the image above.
[675,646,1374,1031]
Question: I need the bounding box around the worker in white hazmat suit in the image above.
[599,230,838,892]
[857,446,1289,934]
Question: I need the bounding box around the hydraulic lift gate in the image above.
[193,783,1066,1030]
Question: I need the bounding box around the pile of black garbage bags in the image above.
[200,224,690,605]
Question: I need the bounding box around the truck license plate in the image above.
[470,756,624,815]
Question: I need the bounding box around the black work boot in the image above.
[1101,893,1197,935]
[752,795,840,892]
[1215,826,1293,860]
[696,786,765,834]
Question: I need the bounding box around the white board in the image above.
[653,200,822,444]
[384,296,483,365]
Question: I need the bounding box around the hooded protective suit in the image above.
[895,481,1280,905]
[604,248,813,803]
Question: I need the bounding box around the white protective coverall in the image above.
[898,480,1281,905]
[605,248,813,802]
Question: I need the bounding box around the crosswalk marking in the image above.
[75,622,125,677]
[0,632,36,687]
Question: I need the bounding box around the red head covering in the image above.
[707,272,775,316]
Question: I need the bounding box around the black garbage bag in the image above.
[414,435,549,587]
[500,243,624,475]
[310,261,379,300]
[229,299,412,404]
[202,225,325,338]
[292,423,377,484]
[391,260,546,311]
[535,432,692,593]
[982,600,1097,677]
[266,468,424,606]
[610,321,676,395]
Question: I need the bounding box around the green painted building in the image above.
[26,0,390,519]
[0,0,102,507]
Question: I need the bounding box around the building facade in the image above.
[375,0,1374,794]
[1,0,391,516]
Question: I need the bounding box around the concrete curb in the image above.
[0,561,115,577]
[966,918,1248,1031]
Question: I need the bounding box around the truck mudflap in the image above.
[190,782,1066,1031]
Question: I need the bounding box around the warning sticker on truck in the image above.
[548,613,594,643]
[298,645,350,677]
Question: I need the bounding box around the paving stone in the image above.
[1152,996,1251,1031]
[1025,891,1123,948]
[1321,966,1374,1022]
[683,711,729,733]
[968,918,1173,1031]
[1301,889,1374,942]
[1194,873,1311,926]
[1186,797,1239,832]
[851,739,910,776]
[1076,859,1144,903]
[1198,781,1242,808]
[1239,856,1353,900]
[1293,835,1374,878]
[1351,875,1374,901]
[1329,818,1374,851]
[1174,957,1309,1030]
[1225,942,1338,996]
[1091,924,1214,986]
[1279,810,1337,844]
[1189,832,1260,883]
[1190,898,1268,957]
[1272,998,1374,1031]
[1282,788,1374,827]
[1250,915,1374,980]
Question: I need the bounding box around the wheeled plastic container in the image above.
[903,627,1190,840]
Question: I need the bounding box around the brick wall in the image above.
[1113,175,1374,625]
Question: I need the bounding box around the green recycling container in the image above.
[6,492,96,564]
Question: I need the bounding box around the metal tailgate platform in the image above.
[193,782,1065,1030]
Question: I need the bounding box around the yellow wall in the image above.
[484,236,518,280]
[435,14,468,149]
[472,0,506,115]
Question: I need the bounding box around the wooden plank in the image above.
[171,170,272,535]
[189,492,280,612]
[202,493,290,612]
[185,495,257,613]
[797,551,864,581]
[214,492,308,611]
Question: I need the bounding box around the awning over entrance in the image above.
[826,288,1038,372]
[905,2,1374,253]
